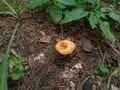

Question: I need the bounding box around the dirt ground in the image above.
[0,2,120,90]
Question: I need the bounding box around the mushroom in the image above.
[55,40,76,55]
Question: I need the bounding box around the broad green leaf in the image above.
[9,56,17,66]
[10,70,23,80]
[88,0,100,6]
[16,58,23,65]
[55,2,66,9]
[62,9,70,15]
[112,67,120,75]
[49,5,62,23]
[9,56,24,66]
[18,65,24,71]
[29,0,49,9]
[99,13,107,19]
[56,0,76,5]
[100,21,116,43]
[61,8,89,24]
[109,12,120,22]
[100,7,107,13]
[89,12,100,29]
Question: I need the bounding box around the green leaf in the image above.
[89,12,100,29]
[16,58,23,65]
[56,0,76,5]
[10,69,23,80]
[55,2,66,9]
[88,0,100,6]
[112,67,120,75]
[0,11,16,17]
[49,5,62,23]
[61,8,89,24]
[100,7,107,13]
[94,60,109,75]
[9,56,17,66]
[98,60,109,73]
[109,12,120,22]
[100,21,116,43]
[18,65,24,71]
[29,0,49,9]
[2,0,17,15]
[9,56,24,66]
[99,13,107,19]
[94,67,100,74]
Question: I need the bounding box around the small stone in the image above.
[70,81,75,90]
[111,84,119,90]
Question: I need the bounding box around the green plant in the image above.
[29,0,120,43]
[94,60,109,75]
[9,56,24,80]
[110,0,117,7]
[94,60,120,89]
[0,22,19,90]
[107,67,120,89]
[0,0,29,18]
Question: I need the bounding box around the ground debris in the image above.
[111,84,119,90]
[79,37,93,52]
[39,35,53,44]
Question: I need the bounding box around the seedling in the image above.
[94,60,120,89]
[9,56,24,80]
[94,60,109,75]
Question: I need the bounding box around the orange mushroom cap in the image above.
[55,40,76,55]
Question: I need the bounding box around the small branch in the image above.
[99,30,120,57]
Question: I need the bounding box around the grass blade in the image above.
[2,0,17,15]
[0,22,19,90]
[0,11,17,18]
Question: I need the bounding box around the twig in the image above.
[98,29,120,57]
[102,34,120,57]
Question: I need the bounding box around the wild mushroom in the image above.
[55,40,76,55]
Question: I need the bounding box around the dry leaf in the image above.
[39,35,52,43]
[79,37,93,52]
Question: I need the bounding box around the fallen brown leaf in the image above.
[39,35,53,44]
[79,37,93,52]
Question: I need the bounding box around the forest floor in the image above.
[0,1,120,90]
